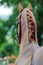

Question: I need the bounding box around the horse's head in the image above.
[16,3,38,46]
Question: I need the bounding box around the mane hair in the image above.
[27,10,36,43]
[27,7,38,43]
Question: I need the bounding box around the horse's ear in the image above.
[27,3,32,11]
[18,3,23,12]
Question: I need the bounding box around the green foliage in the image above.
[0,60,9,65]
[9,58,15,63]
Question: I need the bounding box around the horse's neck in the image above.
[20,10,29,51]
[20,43,39,55]
[20,9,38,51]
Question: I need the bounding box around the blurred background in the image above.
[0,0,43,58]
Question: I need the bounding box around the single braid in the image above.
[27,10,36,43]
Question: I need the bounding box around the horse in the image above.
[15,3,43,65]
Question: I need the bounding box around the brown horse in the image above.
[15,3,43,65]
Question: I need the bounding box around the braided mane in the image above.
[27,9,37,43]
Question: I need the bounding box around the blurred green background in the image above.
[0,0,43,58]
